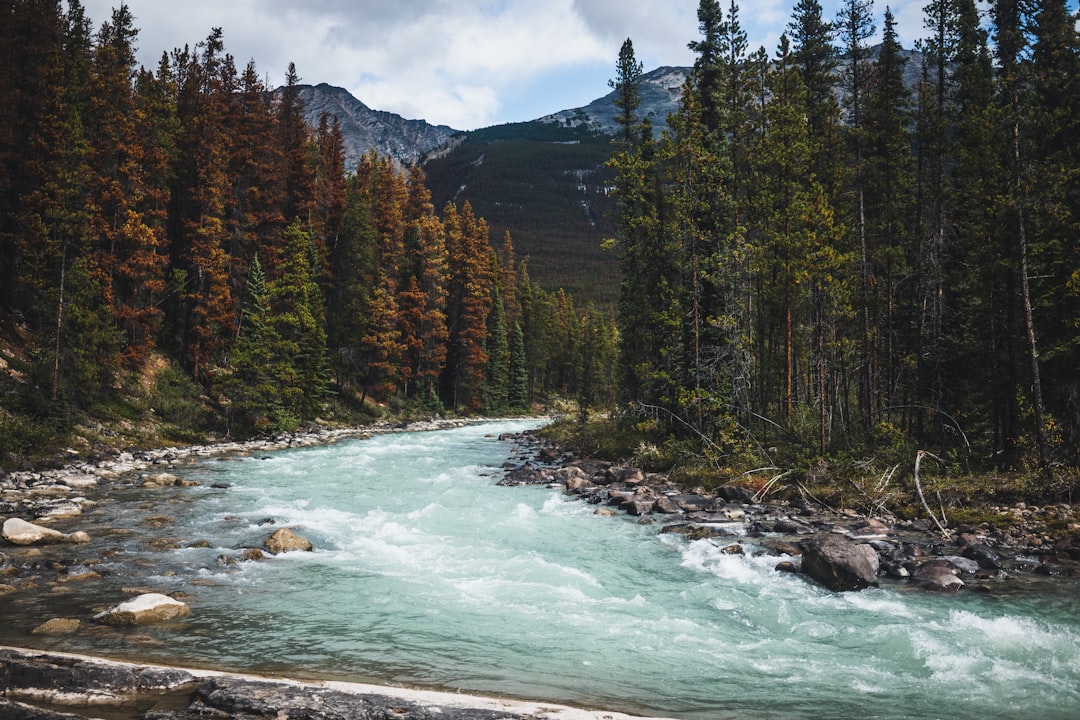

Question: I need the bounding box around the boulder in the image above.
[555,467,594,494]
[93,593,191,625]
[939,555,980,576]
[671,494,711,512]
[497,466,547,486]
[962,543,1004,570]
[801,534,880,591]
[611,467,646,485]
[142,473,180,488]
[652,496,680,514]
[715,484,756,503]
[773,518,814,535]
[913,558,965,591]
[760,538,803,556]
[623,498,654,516]
[2,518,65,546]
[264,527,313,554]
[61,531,91,544]
[31,618,81,635]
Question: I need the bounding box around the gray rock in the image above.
[802,534,880,591]
[962,543,1004,570]
[93,593,191,625]
[914,559,965,591]
[940,555,980,576]
[715,485,756,503]
[652,496,681,514]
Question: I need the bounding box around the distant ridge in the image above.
[538,66,689,136]
[288,83,462,170]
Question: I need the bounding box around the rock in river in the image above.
[264,527,314,553]
[93,593,191,626]
[2,518,65,546]
[802,533,880,591]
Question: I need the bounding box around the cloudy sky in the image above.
[79,1,934,130]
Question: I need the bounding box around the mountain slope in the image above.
[538,66,689,136]
[423,122,620,307]
[294,83,461,170]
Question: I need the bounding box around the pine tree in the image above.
[172,29,238,384]
[442,201,494,410]
[862,8,916,425]
[398,167,448,402]
[508,321,529,411]
[610,38,644,143]
[222,252,279,434]
[15,0,119,406]
[265,220,329,420]
[277,62,315,229]
[836,0,876,430]
[326,172,378,395]
[1029,0,1080,460]
[482,286,510,413]
[86,5,169,368]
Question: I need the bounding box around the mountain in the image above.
[297,47,927,306]
[292,83,462,170]
[537,66,689,136]
[423,122,620,307]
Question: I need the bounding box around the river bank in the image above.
[0,646,674,720]
[498,430,1080,592]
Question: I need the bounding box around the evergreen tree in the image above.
[1029,0,1080,461]
[86,4,168,368]
[862,8,916,425]
[610,38,644,143]
[482,287,510,413]
[508,321,529,411]
[442,201,494,410]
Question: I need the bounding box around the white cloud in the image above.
[75,0,960,130]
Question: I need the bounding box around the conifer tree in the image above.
[482,287,510,413]
[1029,0,1080,460]
[87,5,169,368]
[442,201,494,410]
[862,8,916,423]
[610,38,644,143]
[508,321,529,411]
[326,172,378,395]
[172,29,238,384]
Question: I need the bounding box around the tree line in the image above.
[0,0,618,445]
[609,0,1079,478]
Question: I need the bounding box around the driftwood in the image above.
[914,450,950,538]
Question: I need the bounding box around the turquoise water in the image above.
[8,420,1080,719]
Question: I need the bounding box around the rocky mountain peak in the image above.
[288,83,462,170]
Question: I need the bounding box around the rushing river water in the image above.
[4,419,1080,719]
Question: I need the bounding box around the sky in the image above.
[77,1,946,130]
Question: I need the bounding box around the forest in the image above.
[2,0,1078,502]
[0,0,617,458]
[606,0,1079,494]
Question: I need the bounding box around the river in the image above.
[3,419,1078,719]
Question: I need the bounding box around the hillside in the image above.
[423,122,620,307]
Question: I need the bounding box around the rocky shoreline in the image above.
[498,431,1080,593]
[1,418,1078,719]
[0,646,673,720]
